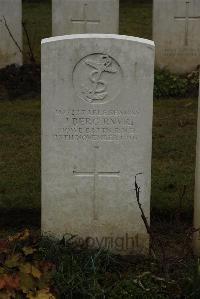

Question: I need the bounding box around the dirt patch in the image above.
[0,63,41,99]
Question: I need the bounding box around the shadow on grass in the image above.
[0,208,40,230]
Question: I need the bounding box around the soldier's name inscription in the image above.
[54,108,140,141]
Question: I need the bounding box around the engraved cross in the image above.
[71,3,100,33]
[73,146,120,220]
[174,1,200,46]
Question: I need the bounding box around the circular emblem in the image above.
[73,53,123,104]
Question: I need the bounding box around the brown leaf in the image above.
[5,274,19,289]
[19,263,32,275]
[0,274,19,290]
[0,240,9,253]
[22,246,36,256]
[19,229,30,241]
[27,288,56,299]
[4,254,21,268]
[8,229,30,243]
[20,263,41,279]
[0,290,15,299]
[0,275,6,289]
[31,266,41,279]
[19,273,36,294]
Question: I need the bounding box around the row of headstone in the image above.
[0,0,199,255]
[1,0,200,73]
[0,0,119,68]
[41,1,200,255]
[41,34,200,255]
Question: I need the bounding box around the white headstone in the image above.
[153,0,200,73]
[0,0,22,68]
[52,0,119,36]
[42,34,155,255]
[194,73,200,256]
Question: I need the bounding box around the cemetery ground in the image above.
[0,0,200,298]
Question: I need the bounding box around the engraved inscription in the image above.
[174,1,200,46]
[163,47,200,57]
[70,3,100,33]
[54,108,140,142]
[73,145,120,220]
[73,54,123,104]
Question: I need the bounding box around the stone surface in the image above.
[194,73,200,256]
[41,34,155,255]
[0,0,22,68]
[52,0,119,35]
[153,0,200,73]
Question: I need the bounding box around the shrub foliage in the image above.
[0,230,200,298]
[154,69,199,99]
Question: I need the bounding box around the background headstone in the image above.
[194,73,200,256]
[153,0,200,73]
[52,0,119,36]
[42,34,155,255]
[0,0,22,68]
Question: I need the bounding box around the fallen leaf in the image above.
[22,247,36,256]
[19,229,30,241]
[0,290,15,299]
[8,229,30,243]
[0,275,6,289]
[19,263,32,275]
[5,254,21,268]
[0,240,9,253]
[19,273,36,294]
[20,263,41,279]
[4,274,19,289]
[27,288,56,299]
[31,265,41,279]
[8,234,19,243]
[0,274,19,290]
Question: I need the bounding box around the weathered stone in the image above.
[52,0,119,35]
[0,0,22,68]
[41,34,155,254]
[153,0,200,73]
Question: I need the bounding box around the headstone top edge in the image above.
[41,34,155,48]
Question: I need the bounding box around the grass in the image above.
[39,235,200,298]
[152,98,197,219]
[0,99,40,211]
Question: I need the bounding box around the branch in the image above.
[134,175,166,267]
[22,21,36,64]
[2,16,23,54]
[134,174,151,236]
